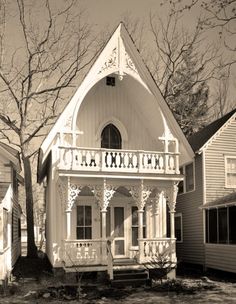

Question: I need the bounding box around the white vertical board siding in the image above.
[176,155,205,265]
[76,76,164,151]
[205,244,236,273]
[205,119,236,203]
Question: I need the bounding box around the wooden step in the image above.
[111,268,150,287]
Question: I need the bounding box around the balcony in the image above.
[58,147,179,175]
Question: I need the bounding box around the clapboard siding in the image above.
[176,154,205,264]
[203,117,236,273]
[205,119,236,204]
[11,197,21,266]
[76,75,164,151]
[205,244,236,273]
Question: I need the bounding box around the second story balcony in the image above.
[58,146,180,175]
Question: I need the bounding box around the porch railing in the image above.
[58,147,179,174]
[138,238,176,264]
[63,239,107,266]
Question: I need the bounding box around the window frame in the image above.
[205,206,236,245]
[178,161,195,195]
[175,213,183,243]
[131,206,146,248]
[76,205,92,240]
[225,156,236,188]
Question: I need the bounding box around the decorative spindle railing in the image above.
[63,239,107,266]
[138,238,176,264]
[58,147,179,174]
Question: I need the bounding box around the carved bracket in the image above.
[98,47,117,75]
[67,183,81,212]
[165,183,178,213]
[89,180,116,211]
[125,52,138,74]
[129,181,154,211]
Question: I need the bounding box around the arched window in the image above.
[101,124,122,149]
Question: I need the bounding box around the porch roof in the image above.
[202,192,236,209]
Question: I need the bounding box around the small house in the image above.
[176,109,236,273]
[0,142,22,284]
[37,23,193,282]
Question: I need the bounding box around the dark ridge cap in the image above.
[188,108,236,152]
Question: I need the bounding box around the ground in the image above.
[1,256,236,303]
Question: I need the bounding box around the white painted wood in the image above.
[205,244,236,273]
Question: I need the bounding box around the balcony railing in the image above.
[58,147,179,174]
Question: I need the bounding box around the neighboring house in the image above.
[0,142,22,284]
[37,23,193,281]
[176,109,236,273]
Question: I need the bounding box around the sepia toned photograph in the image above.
[0,0,236,303]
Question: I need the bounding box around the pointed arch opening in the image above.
[101,123,122,149]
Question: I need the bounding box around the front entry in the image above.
[106,205,128,258]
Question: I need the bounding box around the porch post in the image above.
[101,210,107,240]
[129,180,153,263]
[153,192,162,238]
[166,183,178,239]
[91,179,115,265]
[138,210,144,240]
[66,211,71,239]
[170,211,175,239]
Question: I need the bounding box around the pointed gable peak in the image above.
[94,21,141,83]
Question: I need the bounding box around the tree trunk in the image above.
[23,155,38,258]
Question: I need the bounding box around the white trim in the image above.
[178,161,195,195]
[225,155,236,188]
[174,212,183,243]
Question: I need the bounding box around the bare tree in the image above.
[146,12,220,135]
[0,0,96,257]
[210,62,235,119]
[167,0,236,65]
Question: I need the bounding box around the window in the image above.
[175,213,183,242]
[205,206,236,245]
[76,206,92,239]
[101,124,122,149]
[178,162,195,194]
[131,206,146,246]
[226,157,236,188]
[186,163,194,192]
[229,206,236,244]
[106,76,115,87]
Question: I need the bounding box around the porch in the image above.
[58,177,179,279]
[62,238,177,282]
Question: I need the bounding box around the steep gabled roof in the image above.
[38,22,194,180]
[188,109,236,153]
[0,141,21,171]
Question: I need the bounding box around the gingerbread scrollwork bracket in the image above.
[165,183,179,213]
[129,182,154,211]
